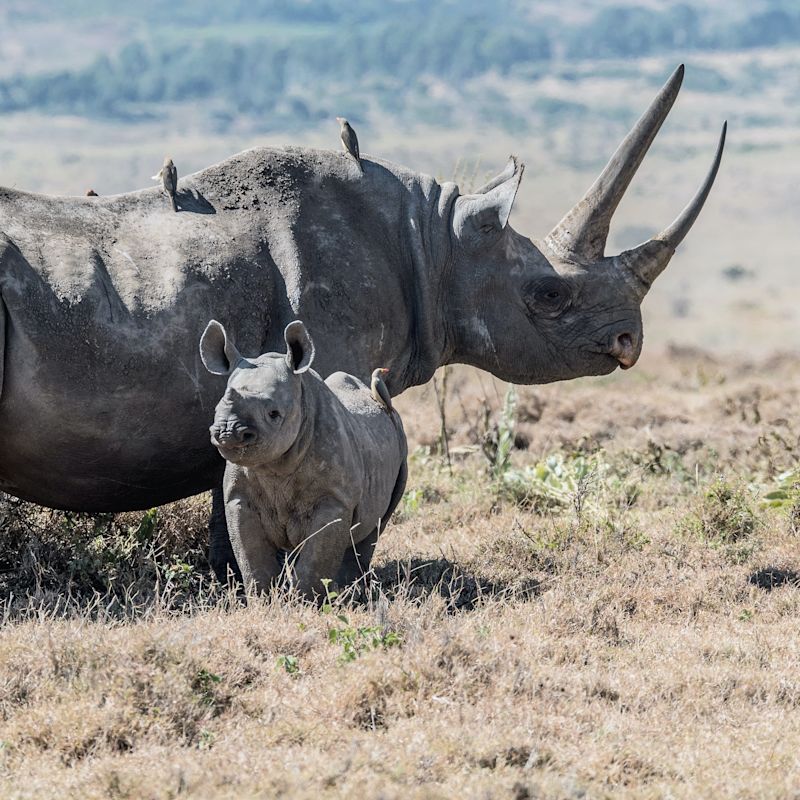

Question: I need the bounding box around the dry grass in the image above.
[1,348,799,798]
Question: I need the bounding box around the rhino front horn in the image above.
[545,65,686,263]
[544,65,726,296]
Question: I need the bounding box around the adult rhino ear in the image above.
[199,320,242,376]
[284,320,315,374]
[452,157,524,249]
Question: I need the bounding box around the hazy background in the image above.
[0,0,797,357]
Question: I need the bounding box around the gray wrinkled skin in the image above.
[201,319,407,598]
[0,66,723,513]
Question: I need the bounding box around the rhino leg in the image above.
[0,292,5,402]
[209,486,243,585]
[223,488,282,594]
[336,525,379,587]
[292,502,351,600]
[337,460,409,587]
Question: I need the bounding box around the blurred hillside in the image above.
[1,1,799,126]
[0,0,797,356]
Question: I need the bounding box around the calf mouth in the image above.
[213,442,259,467]
[210,434,257,463]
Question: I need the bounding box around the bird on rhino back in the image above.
[200,318,408,599]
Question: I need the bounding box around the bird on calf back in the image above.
[371,368,393,412]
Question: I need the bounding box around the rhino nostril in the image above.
[610,331,638,369]
[240,428,257,445]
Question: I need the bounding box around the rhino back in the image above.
[0,181,279,508]
[196,146,451,386]
[0,146,432,510]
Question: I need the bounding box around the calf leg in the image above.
[209,486,242,585]
[336,461,407,588]
[336,525,380,587]
[291,503,351,601]
[224,491,283,594]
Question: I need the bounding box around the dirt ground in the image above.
[0,347,798,798]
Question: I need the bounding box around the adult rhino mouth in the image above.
[615,353,637,370]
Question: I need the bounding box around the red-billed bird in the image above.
[371,368,392,412]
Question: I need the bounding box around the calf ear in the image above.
[284,320,315,374]
[452,159,524,249]
[199,320,242,375]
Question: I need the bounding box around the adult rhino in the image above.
[0,66,724,578]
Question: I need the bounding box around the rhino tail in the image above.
[0,236,13,404]
[381,458,408,533]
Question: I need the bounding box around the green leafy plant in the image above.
[276,654,300,675]
[761,468,800,534]
[192,668,223,707]
[499,453,607,513]
[321,579,402,664]
[162,557,196,590]
[762,468,800,508]
[482,386,518,480]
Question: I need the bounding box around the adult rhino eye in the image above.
[526,279,571,316]
[269,409,281,420]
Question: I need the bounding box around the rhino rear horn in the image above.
[452,158,524,248]
[284,320,315,374]
[200,320,242,376]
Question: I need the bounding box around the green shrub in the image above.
[685,480,760,544]
[499,453,608,514]
[321,580,402,664]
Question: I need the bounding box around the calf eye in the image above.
[269,409,281,420]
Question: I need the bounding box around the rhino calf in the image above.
[200,319,408,598]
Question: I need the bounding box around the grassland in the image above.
[0,8,798,794]
[0,348,798,798]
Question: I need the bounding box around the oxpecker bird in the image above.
[152,156,178,211]
[336,117,362,172]
[371,368,392,412]
[85,189,98,197]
